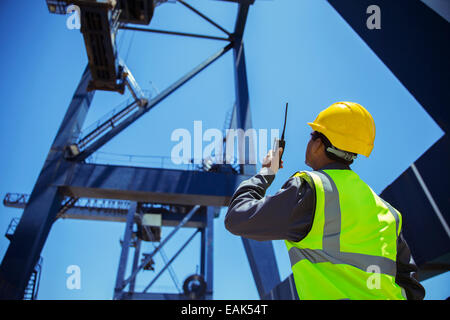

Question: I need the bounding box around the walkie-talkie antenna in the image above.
[273,102,288,168]
[281,102,288,141]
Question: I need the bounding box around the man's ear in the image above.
[311,138,323,155]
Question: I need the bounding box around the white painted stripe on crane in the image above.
[235,42,243,68]
[411,163,450,239]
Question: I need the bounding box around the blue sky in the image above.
[0,0,448,300]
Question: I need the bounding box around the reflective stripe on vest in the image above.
[285,169,405,300]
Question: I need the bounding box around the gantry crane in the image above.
[0,0,283,300]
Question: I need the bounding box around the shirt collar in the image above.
[318,162,351,171]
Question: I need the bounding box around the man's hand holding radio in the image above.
[260,147,284,175]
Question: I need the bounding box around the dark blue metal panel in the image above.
[326,0,450,133]
[263,274,298,300]
[61,162,249,206]
[0,66,94,299]
[234,2,252,39]
[380,134,450,280]
[327,0,450,281]
[241,239,281,298]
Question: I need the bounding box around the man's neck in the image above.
[316,162,351,171]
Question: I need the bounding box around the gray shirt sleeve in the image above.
[225,173,315,242]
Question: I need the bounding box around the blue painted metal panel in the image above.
[328,0,450,281]
[263,274,298,300]
[380,135,450,280]
[241,238,281,298]
[61,162,249,206]
[326,0,450,133]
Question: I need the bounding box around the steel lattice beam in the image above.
[59,162,249,206]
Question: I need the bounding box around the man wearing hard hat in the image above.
[225,102,425,300]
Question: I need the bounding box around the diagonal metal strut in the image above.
[119,26,231,41]
[119,205,201,290]
[73,43,233,162]
[143,228,200,293]
[178,0,232,37]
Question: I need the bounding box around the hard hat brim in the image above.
[307,122,373,157]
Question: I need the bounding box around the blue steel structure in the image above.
[0,0,282,300]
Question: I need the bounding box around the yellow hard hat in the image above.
[307,102,376,157]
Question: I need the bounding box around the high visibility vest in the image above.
[285,169,407,300]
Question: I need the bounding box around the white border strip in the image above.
[411,163,450,239]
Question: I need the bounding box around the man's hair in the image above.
[311,131,357,166]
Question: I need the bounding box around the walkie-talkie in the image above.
[273,102,288,167]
